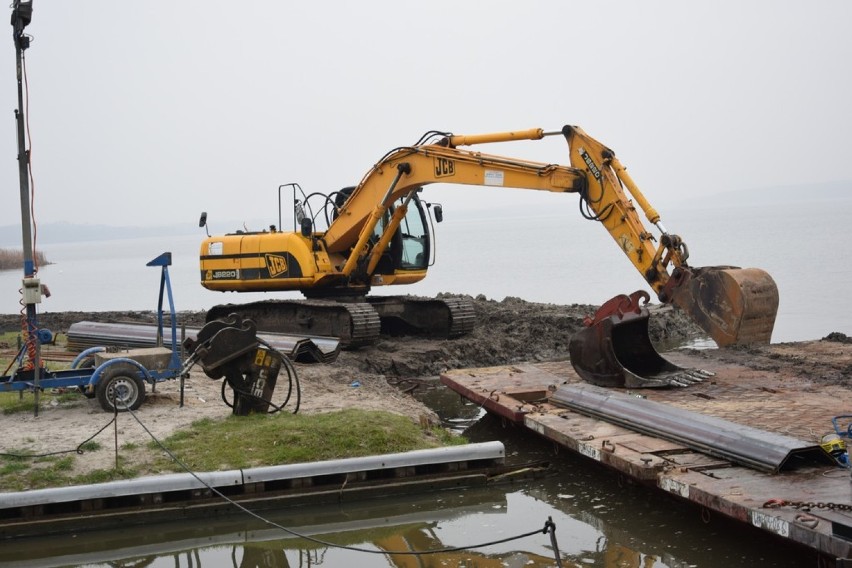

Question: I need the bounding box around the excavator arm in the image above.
[321,125,777,347]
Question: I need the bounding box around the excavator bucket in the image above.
[569,291,714,388]
[665,266,779,347]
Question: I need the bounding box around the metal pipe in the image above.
[1,442,505,507]
[550,385,833,473]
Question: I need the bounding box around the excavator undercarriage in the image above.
[206,295,476,348]
[367,295,476,338]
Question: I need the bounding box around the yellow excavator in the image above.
[198,125,779,387]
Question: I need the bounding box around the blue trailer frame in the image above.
[0,253,187,412]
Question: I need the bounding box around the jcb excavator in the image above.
[198,125,779,387]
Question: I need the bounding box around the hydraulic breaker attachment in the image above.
[226,344,282,415]
[569,291,714,388]
[663,266,779,347]
[183,314,283,415]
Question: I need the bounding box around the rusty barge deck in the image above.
[441,340,852,563]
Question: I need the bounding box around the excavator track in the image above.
[366,295,476,338]
[206,300,381,349]
[206,296,475,348]
[440,296,477,337]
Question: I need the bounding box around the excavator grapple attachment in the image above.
[665,266,779,347]
[569,291,714,388]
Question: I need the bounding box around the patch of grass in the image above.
[153,409,465,473]
[22,459,73,488]
[0,458,29,477]
[53,456,75,472]
[54,390,85,403]
[0,409,467,491]
[0,392,38,414]
[0,389,88,414]
[0,451,141,491]
[0,451,77,491]
[77,466,139,486]
[79,441,101,452]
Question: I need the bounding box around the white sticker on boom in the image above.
[484,170,504,186]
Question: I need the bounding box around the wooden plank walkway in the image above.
[441,344,852,562]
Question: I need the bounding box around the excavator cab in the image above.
[370,194,432,274]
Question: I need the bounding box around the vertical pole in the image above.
[11,1,40,416]
[179,323,185,408]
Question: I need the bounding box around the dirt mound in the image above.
[340,295,704,378]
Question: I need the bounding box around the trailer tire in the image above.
[96,367,146,412]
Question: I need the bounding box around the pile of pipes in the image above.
[66,321,340,364]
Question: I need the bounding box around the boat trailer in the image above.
[0,253,294,416]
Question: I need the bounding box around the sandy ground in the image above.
[4,363,435,479]
[2,295,848,481]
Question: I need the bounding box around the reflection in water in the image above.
[2,393,815,567]
[239,547,287,568]
[1,488,564,568]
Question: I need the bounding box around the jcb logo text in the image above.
[434,157,455,178]
[265,254,289,277]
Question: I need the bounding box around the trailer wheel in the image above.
[96,367,146,412]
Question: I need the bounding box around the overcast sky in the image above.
[0,1,849,231]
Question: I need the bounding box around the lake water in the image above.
[1,198,850,342]
[0,198,848,566]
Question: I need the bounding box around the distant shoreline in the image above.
[0,249,50,271]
